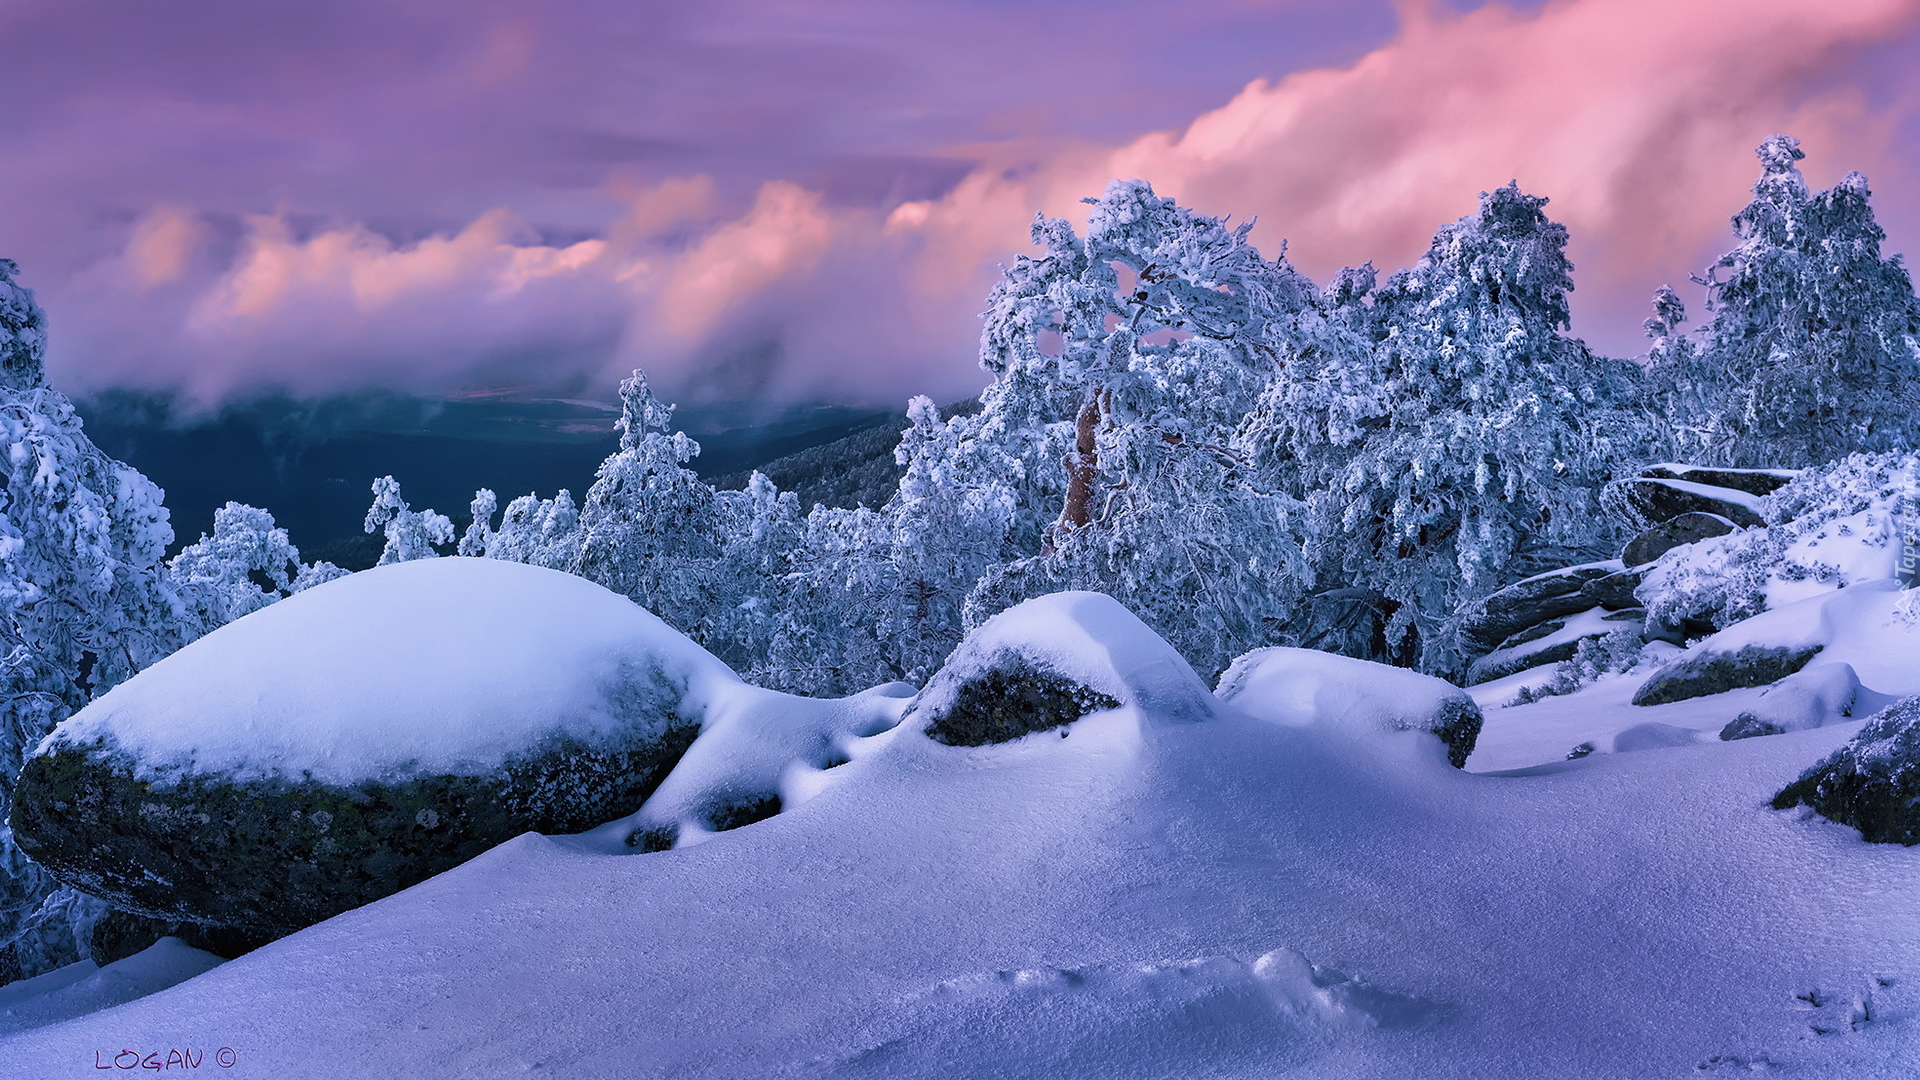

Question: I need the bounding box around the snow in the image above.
[41,558,741,785]
[1663,579,1920,700]
[575,681,914,851]
[1469,605,1618,670]
[1766,509,1906,608]
[908,591,1217,727]
[0,939,221,1038]
[3,683,1918,1078]
[1646,462,1802,484]
[1216,645,1472,749]
[1735,662,1873,735]
[1643,475,1768,518]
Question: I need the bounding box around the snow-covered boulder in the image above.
[905,592,1214,745]
[1718,662,1864,741]
[1638,464,1796,499]
[1772,696,1920,844]
[10,558,736,935]
[1629,590,1835,707]
[1215,647,1482,768]
[1621,511,1738,569]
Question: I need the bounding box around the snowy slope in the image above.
[2,693,1916,1078]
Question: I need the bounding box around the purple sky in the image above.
[3,0,1918,409]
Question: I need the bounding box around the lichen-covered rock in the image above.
[1216,647,1482,768]
[10,558,731,935]
[1622,512,1738,568]
[1631,644,1824,707]
[1459,562,1622,656]
[1772,696,1920,844]
[907,592,1214,746]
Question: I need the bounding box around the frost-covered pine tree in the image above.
[1666,135,1920,467]
[937,180,1315,677]
[363,476,454,565]
[0,260,189,978]
[571,370,722,633]
[167,501,346,637]
[1243,184,1648,674]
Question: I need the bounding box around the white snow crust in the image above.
[909,591,1216,727]
[42,558,740,785]
[1216,645,1474,748]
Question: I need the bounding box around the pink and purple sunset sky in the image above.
[4,0,1919,409]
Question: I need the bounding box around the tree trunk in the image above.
[1051,393,1101,548]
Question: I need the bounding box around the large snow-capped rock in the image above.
[10,558,737,935]
[1773,695,1920,844]
[904,592,1215,745]
[1215,647,1483,767]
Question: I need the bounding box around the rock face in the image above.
[1639,465,1796,499]
[1772,696,1920,844]
[1622,512,1738,568]
[1464,608,1641,686]
[1578,568,1645,612]
[906,592,1215,746]
[1607,477,1765,529]
[10,559,731,936]
[1216,647,1482,768]
[1631,644,1824,707]
[1458,562,1622,656]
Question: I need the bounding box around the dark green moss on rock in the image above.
[1772,697,1920,844]
[1428,698,1484,770]
[1631,644,1823,707]
[11,723,698,934]
[916,658,1120,746]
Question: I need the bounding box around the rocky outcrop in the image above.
[1622,512,1737,568]
[1465,608,1643,686]
[1772,696,1920,844]
[1631,644,1824,707]
[9,559,728,937]
[1458,562,1622,656]
[1607,477,1765,529]
[1638,465,1795,499]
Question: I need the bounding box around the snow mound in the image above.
[577,681,913,852]
[1720,662,1869,740]
[43,557,740,785]
[1216,646,1482,767]
[1773,695,1920,844]
[907,592,1216,740]
[0,938,222,1038]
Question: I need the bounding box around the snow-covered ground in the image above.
[2,656,1917,1077]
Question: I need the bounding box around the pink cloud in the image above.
[47,0,1920,407]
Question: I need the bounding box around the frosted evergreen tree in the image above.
[934,180,1315,676]
[704,471,805,680]
[477,488,582,570]
[0,260,189,978]
[1243,184,1648,674]
[167,501,346,637]
[457,488,497,557]
[1667,135,1920,467]
[363,476,455,565]
[572,370,721,633]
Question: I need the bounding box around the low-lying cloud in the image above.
[24,0,1920,409]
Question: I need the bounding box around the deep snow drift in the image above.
[2,589,1917,1077]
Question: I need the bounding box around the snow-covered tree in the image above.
[0,261,190,978]
[1663,135,1920,467]
[932,180,1315,676]
[363,476,454,565]
[1242,183,1649,674]
[167,501,345,637]
[571,370,721,632]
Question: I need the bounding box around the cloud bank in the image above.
[13,0,1920,408]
